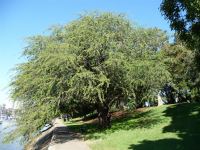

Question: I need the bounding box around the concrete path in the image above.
[48,119,90,150]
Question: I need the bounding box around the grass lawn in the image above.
[65,103,200,150]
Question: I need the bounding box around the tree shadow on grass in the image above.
[67,108,163,140]
[129,103,200,150]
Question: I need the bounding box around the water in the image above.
[0,121,23,150]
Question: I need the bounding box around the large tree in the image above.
[8,12,170,142]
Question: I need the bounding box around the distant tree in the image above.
[162,41,193,84]
[7,12,171,142]
[161,38,196,102]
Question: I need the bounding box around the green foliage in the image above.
[126,59,171,107]
[160,38,200,103]
[161,40,194,89]
[160,0,200,50]
[160,1,200,91]
[9,12,171,142]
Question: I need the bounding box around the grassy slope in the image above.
[66,103,200,150]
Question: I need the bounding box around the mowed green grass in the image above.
[66,103,200,150]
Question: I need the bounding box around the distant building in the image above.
[0,104,16,120]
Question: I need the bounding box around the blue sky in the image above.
[0,0,172,107]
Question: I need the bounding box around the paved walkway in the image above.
[48,119,90,150]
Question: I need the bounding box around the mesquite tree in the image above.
[8,12,170,142]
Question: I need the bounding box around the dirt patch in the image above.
[82,111,130,125]
[81,107,151,125]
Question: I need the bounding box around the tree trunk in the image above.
[97,103,111,128]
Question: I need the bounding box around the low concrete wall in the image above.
[27,119,66,150]
[27,120,58,150]
[32,130,53,150]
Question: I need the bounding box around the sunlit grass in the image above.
[66,103,200,150]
